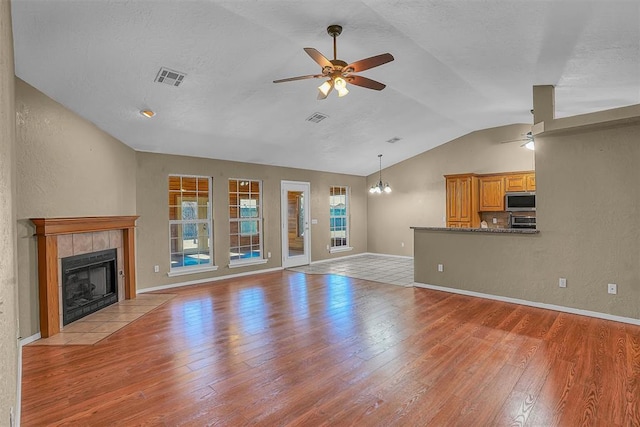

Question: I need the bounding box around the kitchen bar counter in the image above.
[410,226,539,234]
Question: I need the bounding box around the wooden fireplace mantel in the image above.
[31,216,139,338]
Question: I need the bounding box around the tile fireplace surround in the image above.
[31,216,139,338]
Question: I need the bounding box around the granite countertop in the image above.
[410,226,539,234]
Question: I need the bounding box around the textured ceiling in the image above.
[11,0,640,176]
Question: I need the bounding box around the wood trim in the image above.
[31,216,139,337]
[122,227,136,299]
[31,215,139,236]
[37,235,59,338]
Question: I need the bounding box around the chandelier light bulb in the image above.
[370,154,391,195]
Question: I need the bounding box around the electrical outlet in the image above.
[559,277,567,288]
[608,283,617,294]
[153,265,159,273]
[492,217,497,224]
[401,242,405,247]
[437,264,444,272]
[268,252,271,258]
[326,244,330,251]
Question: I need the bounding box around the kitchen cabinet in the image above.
[445,174,480,228]
[526,173,536,191]
[479,175,505,211]
[505,172,536,192]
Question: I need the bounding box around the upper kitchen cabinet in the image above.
[445,174,480,228]
[505,172,536,192]
[526,173,536,191]
[479,175,505,211]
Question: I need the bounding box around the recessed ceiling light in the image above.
[140,110,155,118]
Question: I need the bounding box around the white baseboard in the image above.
[17,333,40,427]
[310,252,413,265]
[20,333,41,346]
[16,343,21,427]
[310,251,369,265]
[414,282,640,326]
[138,266,285,293]
[365,252,414,260]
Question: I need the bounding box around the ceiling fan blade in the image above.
[346,75,386,91]
[343,53,394,73]
[498,132,533,144]
[273,74,323,84]
[304,48,333,69]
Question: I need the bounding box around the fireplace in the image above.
[62,249,118,325]
[31,216,139,338]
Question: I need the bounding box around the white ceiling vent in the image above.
[306,112,328,123]
[386,137,401,143]
[155,67,186,87]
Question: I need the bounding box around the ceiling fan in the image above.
[273,24,394,99]
[500,131,535,150]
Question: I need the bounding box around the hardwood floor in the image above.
[21,271,640,426]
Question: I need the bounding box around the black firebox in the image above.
[61,248,118,325]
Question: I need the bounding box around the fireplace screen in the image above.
[62,248,118,325]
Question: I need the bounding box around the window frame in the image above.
[329,185,352,253]
[228,178,266,267]
[167,175,216,276]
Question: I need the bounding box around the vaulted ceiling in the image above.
[11,0,640,176]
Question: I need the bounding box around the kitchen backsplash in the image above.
[480,212,511,229]
[480,211,537,229]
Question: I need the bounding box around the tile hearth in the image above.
[30,293,174,346]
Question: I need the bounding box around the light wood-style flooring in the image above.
[21,270,640,426]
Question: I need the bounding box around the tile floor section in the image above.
[30,293,175,346]
[288,253,415,287]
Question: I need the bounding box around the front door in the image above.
[281,181,310,268]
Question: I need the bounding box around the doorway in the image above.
[281,181,311,268]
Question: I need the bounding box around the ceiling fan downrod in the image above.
[327,25,342,61]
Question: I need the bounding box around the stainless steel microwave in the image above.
[505,192,535,211]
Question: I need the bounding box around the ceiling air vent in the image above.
[306,112,328,123]
[386,137,401,144]
[155,67,186,87]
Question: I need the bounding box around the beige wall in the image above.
[414,120,640,319]
[0,0,19,422]
[135,152,367,290]
[367,124,535,256]
[15,79,138,337]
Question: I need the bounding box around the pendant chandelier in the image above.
[369,154,391,194]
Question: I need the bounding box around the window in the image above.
[168,175,214,273]
[330,186,350,251]
[229,179,263,264]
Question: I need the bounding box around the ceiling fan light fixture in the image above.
[273,25,394,99]
[318,80,333,96]
[333,77,349,97]
[524,140,535,150]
